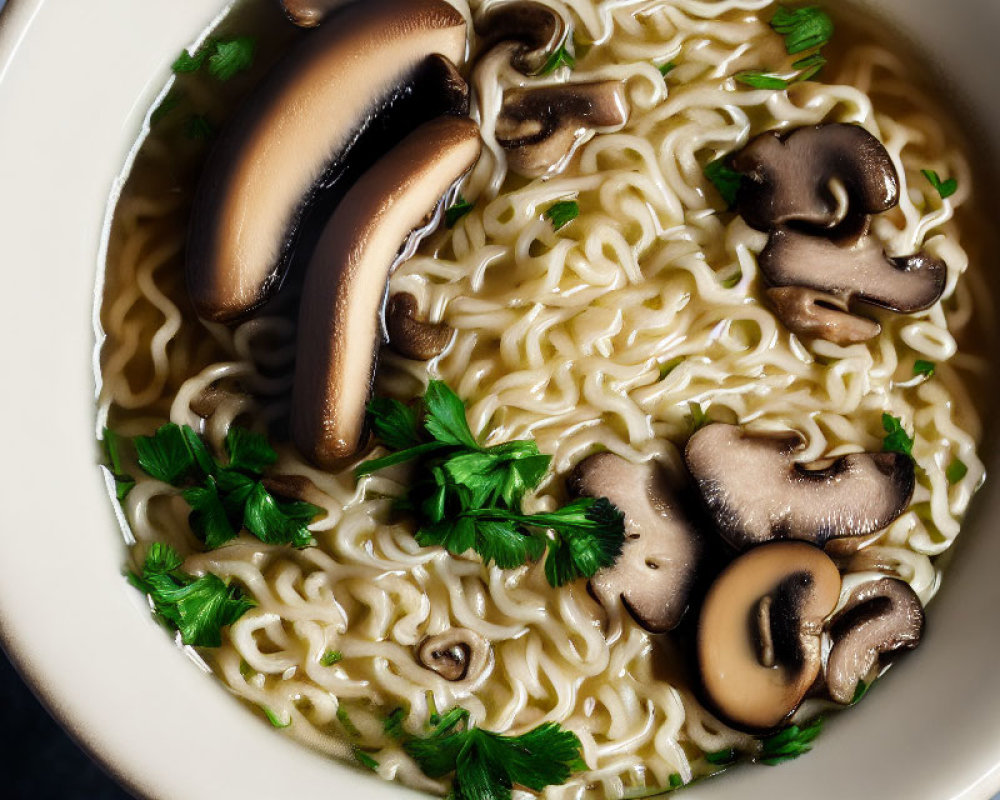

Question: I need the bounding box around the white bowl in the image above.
[0,0,998,798]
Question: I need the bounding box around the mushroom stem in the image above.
[386,292,454,360]
[766,286,881,345]
[756,595,775,668]
[473,0,567,75]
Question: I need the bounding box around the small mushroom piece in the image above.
[684,424,915,551]
[570,454,701,633]
[473,0,567,75]
[760,224,947,314]
[417,629,490,682]
[279,0,347,27]
[732,124,900,232]
[291,116,482,467]
[187,0,468,322]
[765,286,881,345]
[386,292,453,360]
[698,541,841,731]
[825,577,924,704]
[496,81,629,177]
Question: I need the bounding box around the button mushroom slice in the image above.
[291,117,482,468]
[186,0,468,323]
[765,286,881,345]
[416,628,490,682]
[495,81,629,177]
[386,292,454,361]
[731,123,900,232]
[570,454,701,633]
[759,224,947,314]
[825,577,924,704]
[699,542,841,732]
[473,0,567,75]
[684,424,915,551]
[279,0,347,27]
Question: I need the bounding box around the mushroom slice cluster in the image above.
[571,454,701,633]
[496,82,630,177]
[417,628,490,683]
[698,542,841,731]
[728,123,947,344]
[685,424,915,551]
[187,0,469,322]
[825,577,924,704]
[473,0,567,75]
[291,116,482,467]
[279,0,346,27]
[386,292,454,361]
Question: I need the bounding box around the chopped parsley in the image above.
[539,39,576,74]
[337,706,362,738]
[881,413,914,457]
[402,707,587,800]
[544,200,580,231]
[704,748,736,766]
[384,708,407,740]
[658,357,684,380]
[128,542,254,647]
[947,457,968,484]
[703,157,743,208]
[735,71,792,90]
[769,6,834,54]
[921,169,958,199]
[150,92,181,125]
[172,36,256,81]
[688,402,709,432]
[263,708,291,728]
[102,427,135,501]
[658,61,677,77]
[357,381,625,587]
[758,717,824,765]
[354,749,380,772]
[851,679,873,705]
[913,359,936,378]
[128,423,321,549]
[320,650,343,666]
[445,194,475,227]
[669,773,684,788]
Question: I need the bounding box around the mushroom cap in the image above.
[473,0,566,74]
[416,628,490,683]
[732,123,900,232]
[496,81,629,177]
[684,424,915,550]
[765,286,881,345]
[187,0,468,323]
[759,224,947,314]
[279,0,346,27]
[698,541,841,732]
[291,116,481,467]
[571,453,701,633]
[386,292,454,361]
[825,577,924,704]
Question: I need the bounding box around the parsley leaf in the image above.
[354,750,380,772]
[403,709,587,800]
[947,457,968,484]
[922,169,958,199]
[424,380,480,449]
[321,650,343,666]
[705,748,736,765]
[792,52,826,81]
[384,708,407,740]
[770,5,834,54]
[134,424,199,485]
[735,70,791,89]
[208,37,256,81]
[658,61,677,77]
[913,359,936,378]
[658,357,684,380]
[669,773,684,788]
[539,39,576,75]
[881,413,914,456]
[102,427,136,501]
[150,92,181,125]
[129,542,254,647]
[758,716,824,765]
[703,157,743,208]
[226,427,278,474]
[544,200,580,231]
[851,679,873,704]
[172,42,213,73]
[263,708,291,728]
[184,476,240,548]
[446,195,475,228]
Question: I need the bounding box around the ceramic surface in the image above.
[0,1,997,798]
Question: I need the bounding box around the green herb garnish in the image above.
[658,61,677,77]
[544,200,580,231]
[150,92,181,125]
[704,748,736,766]
[384,708,407,740]
[263,708,291,728]
[128,542,254,647]
[913,359,936,378]
[446,194,475,228]
[881,413,914,457]
[337,706,361,738]
[735,71,791,89]
[851,679,873,704]
[758,717,824,765]
[402,707,587,800]
[102,427,136,501]
[921,169,958,199]
[357,381,625,587]
[320,650,343,666]
[658,357,684,380]
[354,749,380,772]
[947,457,968,484]
[770,6,834,54]
[688,402,709,432]
[539,39,576,74]
[703,157,743,208]
[669,773,684,788]
[172,37,255,81]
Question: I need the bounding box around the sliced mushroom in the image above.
[766,286,882,345]
[386,292,454,360]
[760,224,947,314]
[279,0,347,27]
[417,628,490,682]
[684,424,915,551]
[698,541,841,731]
[473,0,567,75]
[496,81,629,177]
[187,0,468,322]
[570,454,701,633]
[732,124,899,232]
[825,577,924,704]
[291,116,482,467]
